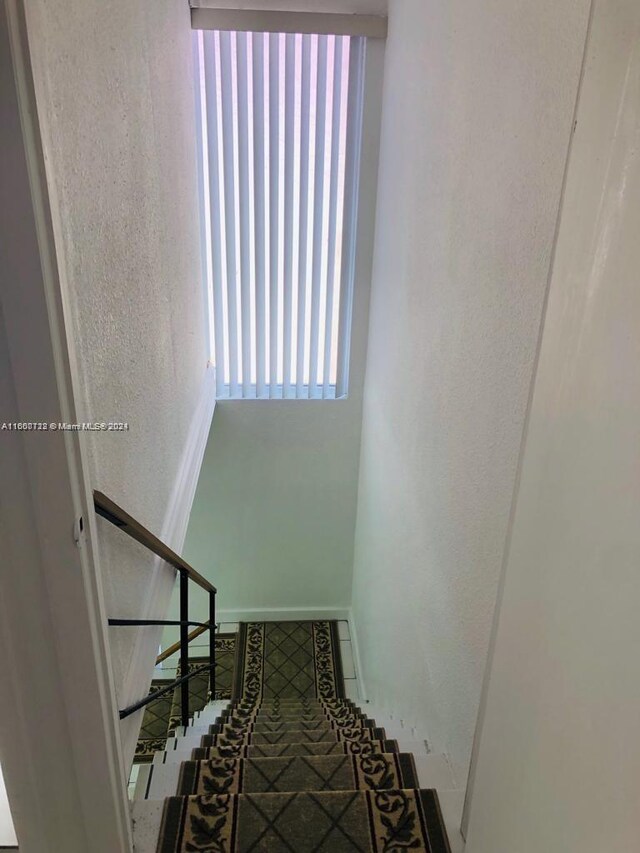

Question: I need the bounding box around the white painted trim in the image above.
[336,34,384,404]
[347,608,367,700]
[216,606,351,622]
[191,8,387,38]
[119,364,217,766]
[0,3,132,849]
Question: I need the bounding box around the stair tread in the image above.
[212,717,375,733]
[229,702,360,709]
[135,638,236,764]
[223,708,365,721]
[233,699,357,705]
[175,753,419,794]
[191,738,400,759]
[157,789,451,853]
[138,621,453,853]
[200,726,387,747]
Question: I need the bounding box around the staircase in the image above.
[131,621,462,852]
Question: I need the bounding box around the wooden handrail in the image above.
[155,621,211,665]
[93,490,216,594]
[94,489,218,726]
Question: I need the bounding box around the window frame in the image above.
[191,8,386,402]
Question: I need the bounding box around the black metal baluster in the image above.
[209,591,216,701]
[180,570,189,728]
[94,491,220,723]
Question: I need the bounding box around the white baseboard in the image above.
[347,608,367,701]
[120,365,216,766]
[216,606,351,623]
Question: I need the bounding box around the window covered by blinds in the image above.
[193,30,365,399]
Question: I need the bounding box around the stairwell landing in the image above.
[132,620,455,852]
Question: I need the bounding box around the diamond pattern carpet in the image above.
[168,635,237,732]
[134,634,236,763]
[191,740,400,760]
[158,788,450,852]
[155,621,452,852]
[232,622,345,703]
[176,753,419,795]
[134,679,175,763]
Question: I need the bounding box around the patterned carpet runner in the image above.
[135,679,174,763]
[135,634,236,763]
[155,621,451,852]
[168,634,237,730]
[232,621,345,703]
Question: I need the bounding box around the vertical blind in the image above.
[194,30,365,399]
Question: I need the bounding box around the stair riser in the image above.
[190,739,401,758]
[171,722,376,739]
[210,719,376,734]
[146,748,455,793]
[202,711,367,726]
[230,700,357,710]
[220,709,365,721]
[151,739,401,766]
[199,727,388,747]
[157,789,451,853]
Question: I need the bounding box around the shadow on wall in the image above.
[179,399,363,616]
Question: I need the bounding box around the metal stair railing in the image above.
[93,490,217,726]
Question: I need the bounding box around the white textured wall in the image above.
[26,0,208,707]
[351,0,590,786]
[466,2,640,849]
[183,400,361,614]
